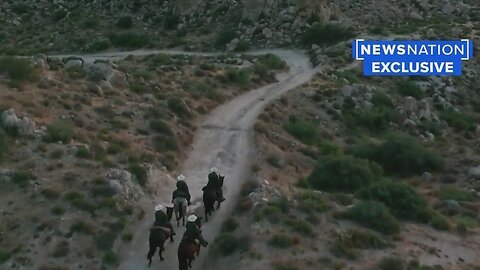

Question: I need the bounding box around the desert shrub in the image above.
[283,118,318,145]
[439,185,473,201]
[235,40,250,52]
[350,133,443,177]
[103,250,119,265]
[308,155,383,193]
[356,182,430,222]
[344,107,400,133]
[122,233,133,242]
[107,143,124,155]
[75,146,91,159]
[213,233,250,256]
[0,129,7,161]
[82,17,99,29]
[301,23,354,46]
[344,201,400,235]
[108,32,150,48]
[167,97,191,118]
[371,91,394,108]
[12,171,30,188]
[274,263,298,270]
[95,232,117,251]
[46,120,74,143]
[418,120,443,136]
[163,14,180,30]
[215,27,237,49]
[268,232,294,248]
[330,229,389,259]
[430,212,450,231]
[149,120,173,135]
[116,16,133,29]
[296,191,329,213]
[90,185,117,198]
[64,191,85,202]
[379,257,405,270]
[51,206,66,216]
[225,68,250,86]
[396,79,424,99]
[49,149,64,159]
[257,54,287,70]
[453,215,479,229]
[65,66,86,79]
[0,56,38,82]
[221,218,239,233]
[254,205,282,223]
[52,241,69,257]
[11,3,29,14]
[284,218,314,236]
[439,109,476,132]
[41,187,61,199]
[128,163,148,186]
[86,38,111,52]
[152,134,178,152]
[52,9,67,22]
[319,141,342,156]
[151,54,171,65]
[0,250,11,263]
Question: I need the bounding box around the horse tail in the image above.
[178,243,189,270]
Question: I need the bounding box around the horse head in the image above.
[219,175,225,187]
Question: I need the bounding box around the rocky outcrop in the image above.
[0,109,38,137]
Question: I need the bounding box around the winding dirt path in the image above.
[49,49,318,270]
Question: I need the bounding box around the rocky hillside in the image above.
[0,52,287,269]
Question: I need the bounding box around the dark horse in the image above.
[178,217,203,270]
[147,208,174,267]
[202,176,224,222]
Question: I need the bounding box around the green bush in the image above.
[46,120,74,143]
[350,133,443,177]
[430,212,450,231]
[356,182,430,222]
[103,250,119,265]
[296,191,329,213]
[75,146,91,159]
[283,119,318,145]
[379,257,405,270]
[418,120,443,136]
[257,54,286,70]
[308,155,383,193]
[0,56,38,82]
[128,163,148,187]
[149,120,173,135]
[86,38,111,52]
[0,129,7,161]
[0,250,11,263]
[82,17,99,29]
[12,171,30,188]
[108,32,150,48]
[167,97,191,118]
[163,14,180,30]
[371,91,394,108]
[235,40,250,52]
[344,201,400,235]
[215,27,237,49]
[284,218,314,236]
[221,218,239,233]
[344,107,400,133]
[439,185,473,201]
[152,134,178,152]
[52,10,67,22]
[116,16,133,29]
[274,263,298,270]
[396,79,424,99]
[330,229,390,259]
[213,233,250,256]
[268,232,294,248]
[301,23,355,46]
[225,68,250,86]
[439,109,476,132]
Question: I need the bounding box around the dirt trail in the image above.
[49,49,317,270]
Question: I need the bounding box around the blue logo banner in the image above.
[352,39,473,76]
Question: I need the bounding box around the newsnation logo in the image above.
[352,39,473,76]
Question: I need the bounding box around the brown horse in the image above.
[202,176,225,222]
[177,218,203,270]
[147,207,174,267]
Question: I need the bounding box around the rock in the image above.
[404,96,417,112]
[426,28,436,39]
[262,27,273,39]
[422,172,433,181]
[98,80,114,91]
[441,199,461,214]
[0,169,13,182]
[409,12,423,21]
[226,38,240,52]
[404,119,417,127]
[468,166,480,177]
[445,86,456,93]
[86,83,103,97]
[418,99,431,120]
[107,70,128,88]
[106,168,144,200]
[65,59,83,69]
[441,3,455,15]
[341,85,354,97]
[1,109,36,136]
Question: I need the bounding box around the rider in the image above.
[172,175,191,206]
[205,167,225,202]
[181,215,208,247]
[153,204,175,241]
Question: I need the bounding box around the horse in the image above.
[178,218,203,270]
[173,197,188,227]
[147,225,174,267]
[202,176,225,222]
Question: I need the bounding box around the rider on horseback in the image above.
[172,175,191,206]
[204,167,225,202]
[153,204,175,241]
[181,215,208,247]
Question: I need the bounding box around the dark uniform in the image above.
[154,210,175,237]
[181,221,208,247]
[206,172,225,202]
[172,180,191,205]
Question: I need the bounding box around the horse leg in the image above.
[196,243,201,256]
[204,204,209,222]
[147,245,156,267]
[159,245,164,261]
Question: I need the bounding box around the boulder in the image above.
[418,99,431,120]
[106,168,144,200]
[409,12,423,21]
[404,96,417,112]
[441,3,455,15]
[426,28,436,39]
[107,70,128,88]
[468,166,480,178]
[262,28,273,39]
[1,109,37,136]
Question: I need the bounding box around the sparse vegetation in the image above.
[308,155,383,193]
[396,79,424,99]
[301,23,355,46]
[11,171,30,188]
[128,163,148,187]
[268,232,294,248]
[45,120,74,143]
[215,27,237,49]
[116,16,133,29]
[344,201,400,235]
[283,117,318,145]
[439,109,476,133]
[213,233,250,256]
[0,56,38,82]
[379,256,405,270]
[439,185,473,201]
[0,129,7,161]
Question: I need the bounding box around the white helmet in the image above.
[155,204,164,211]
[187,214,198,222]
[209,167,218,173]
[177,175,186,181]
